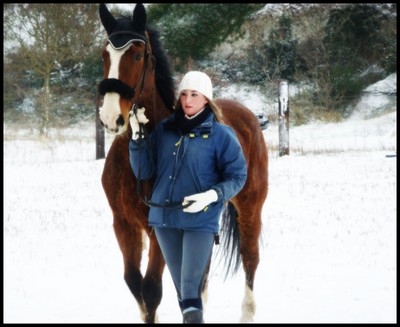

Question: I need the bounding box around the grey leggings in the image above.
[154,227,214,309]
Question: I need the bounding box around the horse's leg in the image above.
[141,229,166,323]
[112,214,147,321]
[200,250,212,310]
[234,200,264,323]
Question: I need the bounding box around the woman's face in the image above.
[179,90,208,117]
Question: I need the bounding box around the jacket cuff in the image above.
[210,186,223,202]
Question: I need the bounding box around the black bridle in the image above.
[98,34,192,210]
[98,37,150,112]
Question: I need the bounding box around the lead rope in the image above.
[133,118,194,209]
[133,112,219,244]
[129,43,193,209]
[134,122,218,244]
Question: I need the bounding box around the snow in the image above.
[3,76,397,323]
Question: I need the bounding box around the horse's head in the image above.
[98,3,154,134]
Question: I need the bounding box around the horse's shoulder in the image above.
[215,98,259,129]
[216,98,254,116]
[215,98,248,109]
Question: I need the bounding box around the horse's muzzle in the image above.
[100,114,126,134]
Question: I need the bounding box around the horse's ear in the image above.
[132,3,147,34]
[99,3,117,35]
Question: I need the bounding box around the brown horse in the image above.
[98,3,268,323]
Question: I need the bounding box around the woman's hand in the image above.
[182,189,218,213]
[130,107,149,140]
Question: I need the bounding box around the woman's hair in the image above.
[175,98,224,124]
[207,99,224,123]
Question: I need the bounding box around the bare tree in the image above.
[4,4,103,133]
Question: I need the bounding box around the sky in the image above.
[3,74,396,323]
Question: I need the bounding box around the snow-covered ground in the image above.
[3,75,396,323]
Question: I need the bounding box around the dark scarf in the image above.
[174,106,211,135]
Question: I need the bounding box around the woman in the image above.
[129,71,247,323]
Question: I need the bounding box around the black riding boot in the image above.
[183,309,204,324]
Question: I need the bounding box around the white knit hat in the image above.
[178,71,213,100]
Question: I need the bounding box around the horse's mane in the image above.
[146,25,176,113]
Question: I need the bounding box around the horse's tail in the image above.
[218,201,241,279]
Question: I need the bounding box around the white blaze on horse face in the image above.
[99,44,130,132]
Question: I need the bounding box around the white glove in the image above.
[130,107,149,140]
[182,189,218,213]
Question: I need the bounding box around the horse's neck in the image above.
[142,88,174,130]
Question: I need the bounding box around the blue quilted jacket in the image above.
[129,111,247,233]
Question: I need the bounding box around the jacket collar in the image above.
[164,109,214,135]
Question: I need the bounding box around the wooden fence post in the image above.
[95,94,105,160]
[278,80,289,156]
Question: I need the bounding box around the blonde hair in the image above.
[207,99,224,124]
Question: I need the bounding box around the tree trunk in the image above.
[95,95,105,159]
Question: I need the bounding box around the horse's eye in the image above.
[135,53,142,61]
